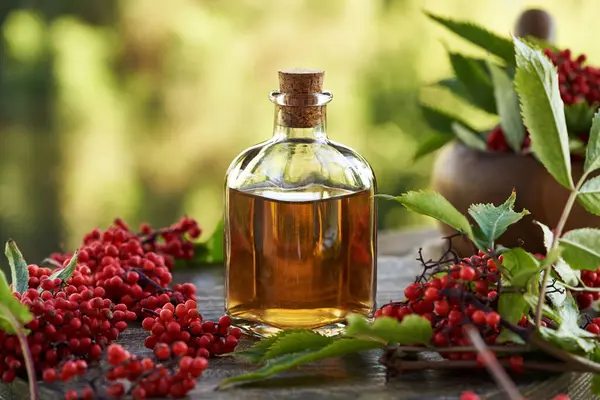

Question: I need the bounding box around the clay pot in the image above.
[430,143,600,255]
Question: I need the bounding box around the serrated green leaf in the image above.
[468,192,530,250]
[425,11,514,64]
[451,122,486,150]
[559,228,600,271]
[46,252,78,283]
[487,61,525,152]
[514,37,573,190]
[0,270,32,332]
[219,338,382,388]
[232,329,314,363]
[5,240,29,295]
[420,103,476,134]
[345,314,432,345]
[391,190,473,238]
[565,101,596,134]
[261,331,334,362]
[523,293,561,323]
[537,292,596,354]
[413,133,453,160]
[586,111,600,174]
[448,53,496,114]
[534,221,579,286]
[577,176,600,216]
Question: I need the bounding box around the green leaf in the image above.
[501,248,540,287]
[468,191,530,250]
[448,53,496,114]
[425,11,514,64]
[577,176,600,216]
[523,293,561,323]
[391,190,473,237]
[559,228,600,271]
[513,37,573,189]
[232,329,315,363]
[413,133,453,160]
[0,270,32,332]
[451,122,486,150]
[487,61,525,152]
[436,78,470,102]
[420,103,476,134]
[345,314,432,345]
[565,101,595,134]
[261,331,334,362]
[5,240,29,295]
[585,111,600,174]
[537,292,596,354]
[46,252,78,283]
[219,338,382,388]
[175,220,224,267]
[534,221,579,286]
[205,219,224,263]
[497,248,539,343]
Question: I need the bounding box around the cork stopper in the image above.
[276,68,326,128]
[278,68,324,94]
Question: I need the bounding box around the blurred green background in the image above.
[0,0,597,261]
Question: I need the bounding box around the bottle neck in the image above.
[272,105,328,140]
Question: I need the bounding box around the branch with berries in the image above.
[416,11,598,159]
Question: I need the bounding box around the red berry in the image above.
[459,266,476,281]
[587,323,600,334]
[172,341,189,356]
[472,310,486,325]
[424,287,439,302]
[486,312,501,327]
[404,283,422,300]
[460,391,481,400]
[509,355,524,373]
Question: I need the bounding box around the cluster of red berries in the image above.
[0,265,136,385]
[0,217,242,398]
[142,302,241,358]
[544,49,600,106]
[375,252,507,359]
[486,126,531,153]
[576,269,600,310]
[62,343,209,399]
[486,48,598,153]
[50,217,201,318]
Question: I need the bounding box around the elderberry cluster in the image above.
[63,343,209,399]
[142,302,241,358]
[577,269,600,310]
[375,250,525,370]
[487,48,598,153]
[0,262,136,385]
[50,218,200,318]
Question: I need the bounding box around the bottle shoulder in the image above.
[226,138,375,192]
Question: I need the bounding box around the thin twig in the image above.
[0,305,37,400]
[536,173,588,327]
[464,325,522,400]
[529,334,600,374]
[396,345,533,354]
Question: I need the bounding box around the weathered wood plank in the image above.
[0,230,596,399]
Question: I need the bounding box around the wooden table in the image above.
[0,229,596,399]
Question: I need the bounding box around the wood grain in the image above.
[0,230,596,400]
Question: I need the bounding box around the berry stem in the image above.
[536,172,588,327]
[464,325,522,400]
[0,305,38,400]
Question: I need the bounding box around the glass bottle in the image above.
[224,68,376,337]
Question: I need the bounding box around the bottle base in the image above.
[230,316,348,338]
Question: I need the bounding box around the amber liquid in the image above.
[225,186,376,336]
